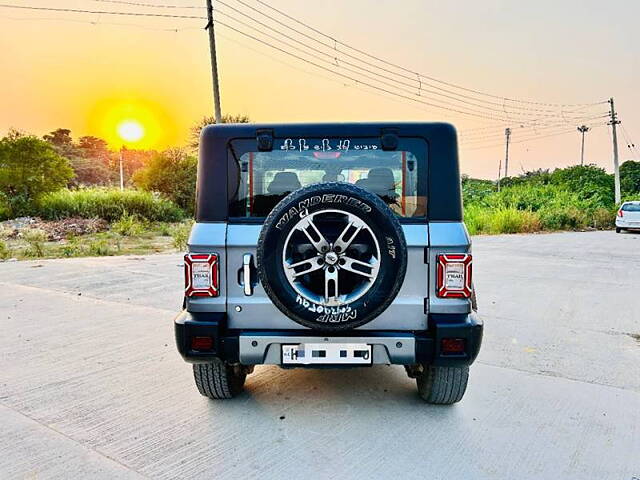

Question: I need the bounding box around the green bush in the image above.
[88,234,113,256]
[170,222,192,251]
[133,149,197,215]
[0,132,74,217]
[538,206,587,230]
[60,236,82,257]
[22,229,47,258]
[0,239,11,260]
[590,208,616,230]
[488,208,541,234]
[111,213,146,236]
[0,195,10,221]
[37,188,184,222]
[465,205,541,235]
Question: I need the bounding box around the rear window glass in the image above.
[229,138,426,219]
[622,203,640,212]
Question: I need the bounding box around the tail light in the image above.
[436,254,472,298]
[617,209,624,217]
[184,253,219,297]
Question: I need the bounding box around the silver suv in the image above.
[174,123,483,404]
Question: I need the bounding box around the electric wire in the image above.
[252,0,608,108]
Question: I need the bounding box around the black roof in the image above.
[196,122,462,222]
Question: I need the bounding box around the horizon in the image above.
[1,0,638,179]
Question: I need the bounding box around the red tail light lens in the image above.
[617,209,624,217]
[436,254,472,298]
[441,338,466,355]
[184,253,219,297]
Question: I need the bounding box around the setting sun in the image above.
[117,120,144,143]
[87,98,174,150]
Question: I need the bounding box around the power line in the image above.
[0,2,613,142]
[0,3,205,19]
[90,0,203,8]
[109,0,607,116]
[459,114,609,143]
[252,0,608,108]
[463,123,608,150]
[211,1,604,122]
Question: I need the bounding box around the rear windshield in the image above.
[228,138,426,219]
[622,203,640,212]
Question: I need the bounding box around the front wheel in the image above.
[192,358,248,399]
[416,365,469,404]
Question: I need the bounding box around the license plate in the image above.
[282,343,372,365]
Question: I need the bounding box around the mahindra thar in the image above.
[175,122,483,404]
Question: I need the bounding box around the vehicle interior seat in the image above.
[251,171,303,217]
[361,167,398,206]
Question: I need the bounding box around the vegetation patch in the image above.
[36,188,184,222]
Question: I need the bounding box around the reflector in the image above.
[441,338,465,354]
[191,336,213,351]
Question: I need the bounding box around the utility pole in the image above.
[497,158,502,192]
[119,146,124,191]
[504,128,511,178]
[205,0,222,123]
[608,97,621,205]
[577,125,590,166]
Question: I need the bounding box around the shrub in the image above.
[0,133,75,216]
[487,208,540,234]
[22,229,47,257]
[111,213,146,236]
[88,235,112,256]
[0,195,10,221]
[0,239,11,260]
[464,204,492,235]
[591,208,616,230]
[60,236,82,257]
[133,149,197,214]
[170,222,192,251]
[37,188,184,222]
[539,206,587,230]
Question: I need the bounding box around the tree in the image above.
[0,134,74,215]
[189,114,250,151]
[71,136,114,186]
[133,148,197,214]
[550,164,614,207]
[43,128,78,158]
[620,160,640,195]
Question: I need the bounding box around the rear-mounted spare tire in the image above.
[257,182,407,331]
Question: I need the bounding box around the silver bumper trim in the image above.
[239,334,415,365]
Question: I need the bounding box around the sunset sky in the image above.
[1,0,638,178]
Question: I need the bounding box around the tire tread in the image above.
[417,365,469,404]
[192,359,246,400]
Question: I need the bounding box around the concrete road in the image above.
[1,231,639,479]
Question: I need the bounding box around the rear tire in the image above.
[616,227,622,233]
[416,365,469,404]
[193,358,247,399]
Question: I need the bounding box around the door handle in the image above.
[243,253,253,296]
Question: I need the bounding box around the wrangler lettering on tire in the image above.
[257,182,407,331]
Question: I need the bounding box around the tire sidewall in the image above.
[257,182,407,331]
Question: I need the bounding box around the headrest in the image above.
[267,172,302,195]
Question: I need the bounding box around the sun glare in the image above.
[117,120,144,143]
[88,98,173,150]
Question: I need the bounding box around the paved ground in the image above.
[1,230,639,479]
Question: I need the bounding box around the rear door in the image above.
[225,133,430,331]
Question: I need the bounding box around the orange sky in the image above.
[1,0,638,178]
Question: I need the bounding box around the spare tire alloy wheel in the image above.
[257,183,407,331]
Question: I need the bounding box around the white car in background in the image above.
[616,201,640,233]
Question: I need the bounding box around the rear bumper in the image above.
[174,311,483,367]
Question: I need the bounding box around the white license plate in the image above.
[282,343,372,365]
